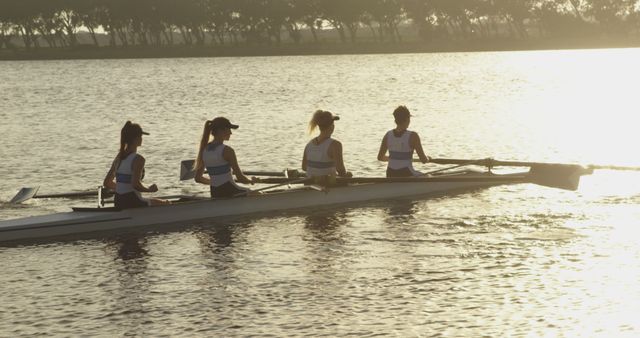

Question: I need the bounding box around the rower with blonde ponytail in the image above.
[302,110,352,182]
[103,121,169,209]
[194,117,255,198]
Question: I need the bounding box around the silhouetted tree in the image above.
[0,1,15,49]
[0,0,639,49]
[292,0,322,42]
[585,0,635,34]
[367,0,404,42]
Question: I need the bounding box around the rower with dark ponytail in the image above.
[194,119,214,173]
[194,116,255,198]
[103,121,169,209]
[118,121,135,160]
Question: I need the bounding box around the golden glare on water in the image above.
[495,49,640,168]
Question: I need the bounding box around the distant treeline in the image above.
[1,0,639,49]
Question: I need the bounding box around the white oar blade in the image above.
[180,160,196,181]
[10,187,40,204]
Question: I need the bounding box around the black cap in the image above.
[131,123,150,136]
[314,110,340,128]
[211,117,239,131]
[122,121,149,143]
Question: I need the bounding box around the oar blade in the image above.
[528,164,591,191]
[180,159,196,181]
[10,187,40,204]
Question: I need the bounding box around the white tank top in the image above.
[116,152,140,195]
[386,130,420,175]
[203,142,235,187]
[305,138,336,177]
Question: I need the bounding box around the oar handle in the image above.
[254,177,311,185]
[245,171,287,177]
[233,177,311,197]
[427,158,488,166]
[180,159,302,180]
[244,169,302,178]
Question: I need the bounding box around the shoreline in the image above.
[2,37,639,61]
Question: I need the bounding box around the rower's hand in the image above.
[251,176,260,184]
[342,171,353,178]
[148,184,158,193]
[238,175,253,185]
[423,156,432,164]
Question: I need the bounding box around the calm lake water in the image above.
[1,49,639,336]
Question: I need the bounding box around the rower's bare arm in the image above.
[411,132,431,163]
[132,156,158,193]
[377,135,389,162]
[102,157,117,190]
[301,150,308,172]
[194,159,210,185]
[332,141,352,177]
[225,147,251,184]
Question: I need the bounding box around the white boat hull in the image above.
[0,173,525,243]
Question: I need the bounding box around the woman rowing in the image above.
[302,110,352,184]
[377,106,431,177]
[103,121,169,209]
[194,117,255,198]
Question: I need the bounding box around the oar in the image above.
[424,157,640,171]
[587,164,640,171]
[179,159,301,181]
[9,187,114,204]
[240,170,586,191]
[9,187,40,204]
[344,173,586,191]
[252,174,536,187]
[420,157,576,167]
[422,159,486,176]
[234,177,313,197]
[419,157,640,190]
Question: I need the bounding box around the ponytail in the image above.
[308,110,337,134]
[110,121,133,174]
[195,120,214,171]
[308,110,323,134]
[118,121,133,160]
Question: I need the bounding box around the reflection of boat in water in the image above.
[0,163,590,244]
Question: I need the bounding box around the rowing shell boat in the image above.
[0,165,588,244]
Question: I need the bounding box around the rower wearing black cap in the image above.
[103,121,170,209]
[377,105,431,177]
[302,110,352,183]
[194,117,254,198]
